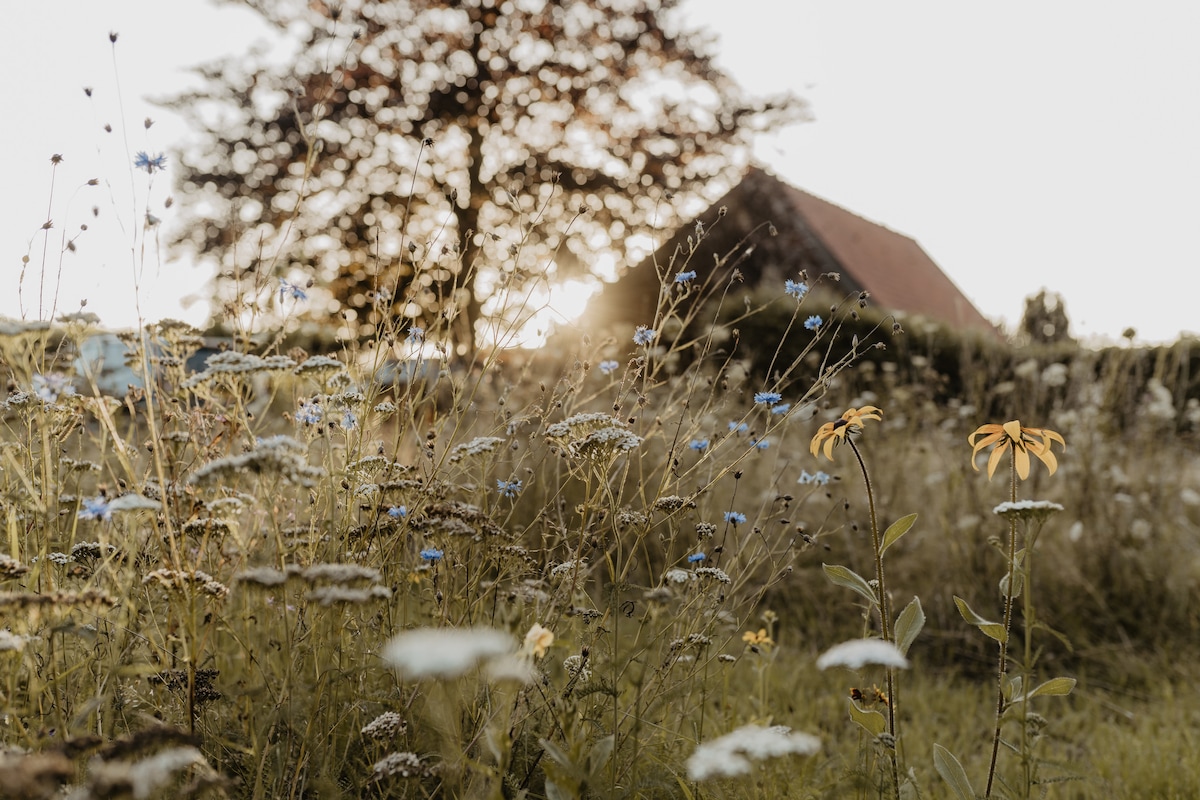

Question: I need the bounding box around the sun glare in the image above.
[494,279,601,350]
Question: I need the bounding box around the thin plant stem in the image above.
[985,455,1019,798]
[848,438,899,800]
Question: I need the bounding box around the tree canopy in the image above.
[168,0,805,348]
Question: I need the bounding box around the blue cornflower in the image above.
[785,279,808,300]
[770,403,791,415]
[598,359,620,376]
[340,410,358,430]
[78,496,112,522]
[804,315,823,331]
[724,511,747,525]
[633,326,657,346]
[497,479,523,498]
[754,392,783,406]
[728,421,749,433]
[687,552,706,563]
[133,151,167,173]
[799,469,833,486]
[420,548,443,561]
[750,438,770,450]
[296,400,323,425]
[674,270,697,284]
[407,326,425,345]
[279,278,308,302]
[689,438,709,451]
[387,505,408,519]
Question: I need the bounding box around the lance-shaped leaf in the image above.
[894,596,925,657]
[1012,677,1076,703]
[880,513,918,556]
[954,596,1008,643]
[823,564,878,606]
[933,744,975,800]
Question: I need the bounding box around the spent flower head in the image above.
[968,420,1066,479]
[810,406,883,460]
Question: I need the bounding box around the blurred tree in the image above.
[167,0,804,351]
[1019,289,1074,346]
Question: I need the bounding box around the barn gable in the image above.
[586,167,995,335]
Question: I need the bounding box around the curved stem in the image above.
[985,456,1019,798]
[848,439,899,799]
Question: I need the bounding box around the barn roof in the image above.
[586,167,996,335]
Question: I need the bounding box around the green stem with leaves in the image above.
[848,438,900,800]
[985,455,1019,798]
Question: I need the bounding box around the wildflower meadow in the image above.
[5,31,1200,800]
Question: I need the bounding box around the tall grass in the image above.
[4,35,1200,800]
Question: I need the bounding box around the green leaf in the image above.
[1033,620,1076,653]
[587,735,615,773]
[933,744,976,800]
[954,596,1008,643]
[880,513,918,556]
[999,569,1024,599]
[894,596,925,657]
[1016,677,1077,703]
[848,699,887,736]
[823,563,877,606]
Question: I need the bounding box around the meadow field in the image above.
[3,221,1200,800]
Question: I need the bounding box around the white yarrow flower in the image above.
[816,638,910,671]
[382,627,513,679]
[686,724,821,781]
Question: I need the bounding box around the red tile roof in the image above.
[587,167,997,336]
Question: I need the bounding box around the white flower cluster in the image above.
[992,500,1064,523]
[448,436,507,462]
[361,711,406,739]
[182,351,297,388]
[687,724,821,781]
[382,627,514,680]
[816,638,909,671]
[188,436,325,488]
[142,569,229,599]
[372,751,432,779]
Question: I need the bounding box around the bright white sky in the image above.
[4,1,1198,344]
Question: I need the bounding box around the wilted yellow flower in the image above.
[742,629,774,647]
[522,623,554,658]
[968,420,1065,480]
[810,406,883,460]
